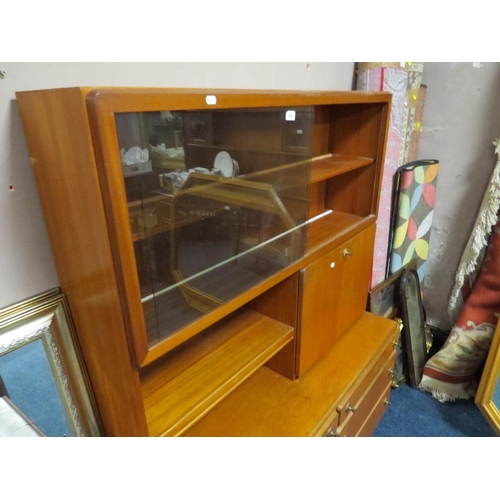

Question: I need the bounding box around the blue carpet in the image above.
[0,339,73,437]
[373,382,496,437]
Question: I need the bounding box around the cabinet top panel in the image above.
[17,87,392,113]
[87,88,392,112]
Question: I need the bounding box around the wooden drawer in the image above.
[337,341,396,425]
[298,224,375,375]
[183,312,399,437]
[333,351,396,437]
[321,413,338,437]
[357,383,392,437]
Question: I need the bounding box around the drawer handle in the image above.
[346,403,356,413]
[384,398,391,406]
[326,427,336,437]
[342,248,353,258]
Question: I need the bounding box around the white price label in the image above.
[285,110,296,121]
[206,95,217,105]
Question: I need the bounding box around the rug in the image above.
[399,63,424,166]
[356,62,408,287]
[407,85,427,163]
[419,216,500,402]
[447,138,500,324]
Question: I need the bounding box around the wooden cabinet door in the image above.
[297,225,375,375]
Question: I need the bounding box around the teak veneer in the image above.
[184,313,399,437]
[16,87,395,437]
[141,310,293,436]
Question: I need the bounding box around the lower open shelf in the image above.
[182,312,399,437]
[140,309,294,436]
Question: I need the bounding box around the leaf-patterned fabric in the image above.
[388,160,439,282]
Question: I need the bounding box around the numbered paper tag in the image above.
[285,110,296,121]
[206,95,217,105]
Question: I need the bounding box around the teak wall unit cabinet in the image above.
[16,87,399,437]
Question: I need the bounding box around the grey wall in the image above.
[419,62,500,330]
[0,62,354,309]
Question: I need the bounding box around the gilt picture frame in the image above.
[0,288,102,436]
[475,321,500,436]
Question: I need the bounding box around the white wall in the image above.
[0,62,355,308]
[419,62,500,330]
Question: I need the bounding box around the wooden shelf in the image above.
[182,312,398,437]
[128,154,373,243]
[310,154,374,184]
[140,309,294,436]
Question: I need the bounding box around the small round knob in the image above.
[342,248,353,258]
[393,340,400,349]
[384,398,391,406]
[346,403,356,413]
[326,427,335,437]
[389,368,395,375]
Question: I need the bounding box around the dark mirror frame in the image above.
[400,268,428,388]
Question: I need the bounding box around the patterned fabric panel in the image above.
[399,63,424,166]
[407,85,427,163]
[447,138,500,323]
[356,63,408,287]
[388,160,439,282]
[420,220,500,401]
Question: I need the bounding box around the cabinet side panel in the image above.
[327,103,389,217]
[16,88,148,436]
[329,104,384,157]
[311,105,331,156]
[250,273,300,380]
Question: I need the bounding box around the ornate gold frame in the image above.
[0,288,102,436]
[475,321,500,436]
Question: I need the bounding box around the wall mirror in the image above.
[0,288,102,437]
[476,321,500,436]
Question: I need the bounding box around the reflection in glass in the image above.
[115,107,312,345]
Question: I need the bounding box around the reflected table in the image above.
[0,396,45,437]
